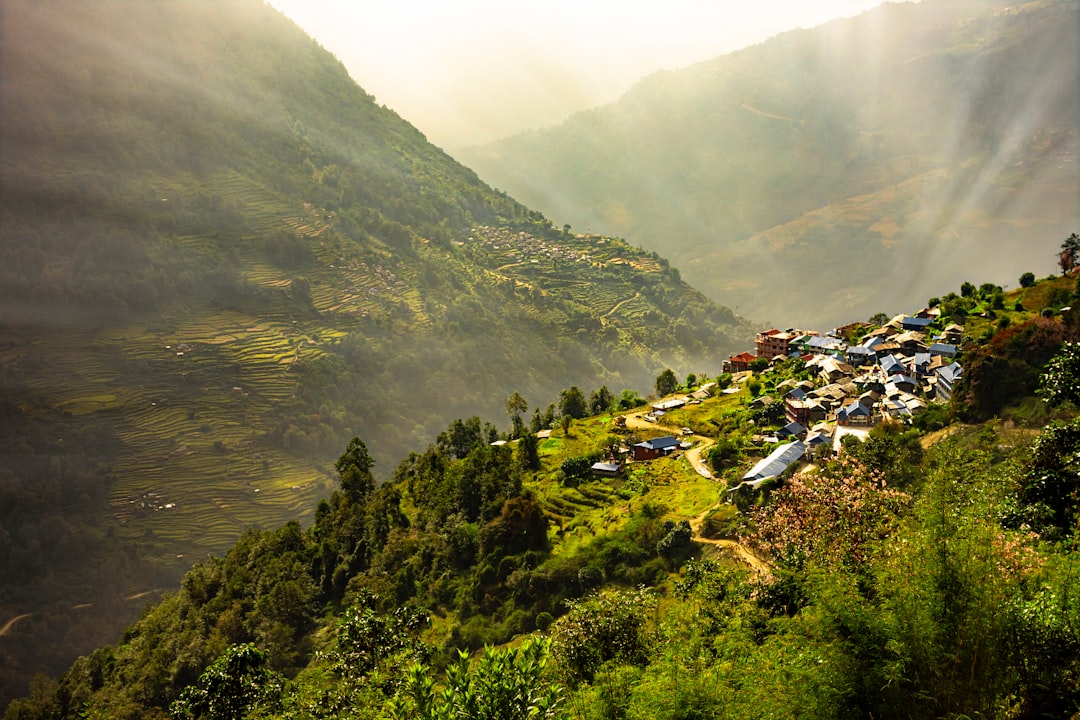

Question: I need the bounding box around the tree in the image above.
[390,639,561,720]
[1059,233,1080,275]
[1039,341,1080,407]
[748,357,770,374]
[504,392,528,438]
[560,456,591,482]
[550,587,657,684]
[1019,271,1036,288]
[961,281,976,298]
[170,644,281,720]
[558,386,587,419]
[655,368,678,396]
[517,431,540,471]
[589,385,614,415]
[869,312,889,326]
[685,372,697,389]
[336,437,375,502]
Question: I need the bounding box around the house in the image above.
[725,351,758,373]
[901,316,934,332]
[910,352,933,378]
[893,331,928,354]
[739,440,808,484]
[777,421,807,439]
[940,324,964,345]
[873,341,902,358]
[591,461,622,478]
[804,335,846,355]
[785,397,828,426]
[651,398,686,412]
[817,357,855,381]
[755,329,798,360]
[880,354,905,376]
[837,400,875,426]
[846,345,876,366]
[750,395,775,410]
[885,374,917,394]
[936,362,963,402]
[784,387,807,401]
[834,321,870,341]
[928,342,957,358]
[632,435,681,461]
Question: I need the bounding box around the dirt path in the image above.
[603,292,640,318]
[0,613,31,637]
[738,102,804,125]
[689,506,773,575]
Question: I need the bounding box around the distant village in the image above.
[583,307,964,494]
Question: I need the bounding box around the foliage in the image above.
[654,369,678,397]
[551,587,658,685]
[170,644,281,720]
[389,639,562,720]
[1039,341,1080,407]
[749,457,911,573]
[1002,419,1080,541]
[559,387,588,420]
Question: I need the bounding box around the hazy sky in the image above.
[266,0,895,150]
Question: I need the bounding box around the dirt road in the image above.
[0,613,31,637]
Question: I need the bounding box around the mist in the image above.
[266,0,893,149]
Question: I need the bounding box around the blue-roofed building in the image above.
[804,335,846,355]
[929,342,957,358]
[591,461,622,478]
[880,354,904,375]
[886,374,917,393]
[740,441,807,484]
[632,435,680,461]
[778,421,806,439]
[902,316,934,331]
[837,400,875,426]
[936,362,963,402]
[847,345,876,366]
[910,352,933,377]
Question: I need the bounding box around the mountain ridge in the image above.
[458,0,1080,330]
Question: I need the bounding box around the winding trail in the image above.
[621,409,771,575]
[690,507,773,576]
[603,292,641,318]
[0,613,32,637]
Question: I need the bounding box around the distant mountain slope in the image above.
[0,0,748,707]
[459,0,1080,329]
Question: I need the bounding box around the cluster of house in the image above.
[719,312,965,490]
[465,225,597,265]
[578,311,965,486]
[726,312,964,426]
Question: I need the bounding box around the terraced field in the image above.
[7,306,343,566]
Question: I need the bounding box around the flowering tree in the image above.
[748,457,911,572]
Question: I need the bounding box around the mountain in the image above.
[6,271,1080,719]
[458,0,1080,330]
[0,0,748,706]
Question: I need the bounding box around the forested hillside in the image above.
[6,270,1080,719]
[0,0,748,706]
[460,0,1080,329]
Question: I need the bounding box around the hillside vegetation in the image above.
[459,0,1080,329]
[0,0,748,706]
[5,270,1080,719]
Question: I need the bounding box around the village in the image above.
[581,306,965,496]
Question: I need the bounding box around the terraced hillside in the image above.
[0,0,749,704]
[460,0,1080,329]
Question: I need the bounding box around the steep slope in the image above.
[459,0,1080,329]
[0,0,749,706]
